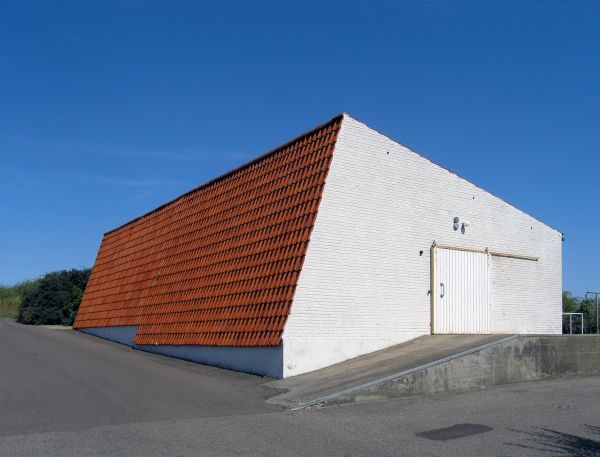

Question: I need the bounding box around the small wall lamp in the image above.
[453,217,470,234]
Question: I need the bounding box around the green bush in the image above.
[17,268,91,326]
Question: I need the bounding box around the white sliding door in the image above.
[433,247,491,334]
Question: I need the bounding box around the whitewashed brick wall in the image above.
[282,114,562,377]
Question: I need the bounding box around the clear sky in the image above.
[1,1,598,296]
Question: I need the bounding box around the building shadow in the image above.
[505,425,600,456]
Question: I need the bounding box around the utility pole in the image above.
[586,292,600,334]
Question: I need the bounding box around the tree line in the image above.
[562,291,599,334]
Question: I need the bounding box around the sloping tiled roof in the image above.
[73,115,342,346]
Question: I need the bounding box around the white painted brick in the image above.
[282,115,562,377]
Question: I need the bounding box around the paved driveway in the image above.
[0,318,279,436]
[1,318,599,456]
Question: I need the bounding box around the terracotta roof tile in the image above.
[73,115,342,346]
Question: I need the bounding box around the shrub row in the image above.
[15,268,91,326]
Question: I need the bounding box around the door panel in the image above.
[433,247,491,334]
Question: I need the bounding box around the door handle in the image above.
[440,282,445,298]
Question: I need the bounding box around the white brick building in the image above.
[76,113,562,378]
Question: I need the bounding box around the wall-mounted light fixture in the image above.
[461,220,470,234]
[453,216,470,234]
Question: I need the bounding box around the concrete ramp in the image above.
[268,335,600,409]
[267,334,513,408]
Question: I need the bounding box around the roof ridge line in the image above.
[104,113,345,236]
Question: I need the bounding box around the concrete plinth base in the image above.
[77,326,283,378]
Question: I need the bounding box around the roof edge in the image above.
[104,113,345,236]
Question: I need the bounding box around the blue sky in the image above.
[0,1,598,295]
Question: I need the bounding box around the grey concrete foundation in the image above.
[79,326,137,346]
[77,326,283,378]
[139,344,283,378]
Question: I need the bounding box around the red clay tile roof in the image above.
[73,115,342,347]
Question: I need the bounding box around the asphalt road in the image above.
[1,318,600,456]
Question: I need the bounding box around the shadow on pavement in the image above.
[505,425,600,456]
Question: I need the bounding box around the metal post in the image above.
[563,312,585,335]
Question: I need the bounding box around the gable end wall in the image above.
[283,115,562,377]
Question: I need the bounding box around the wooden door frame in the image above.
[430,241,538,334]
